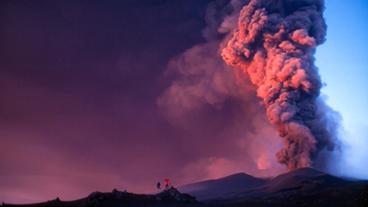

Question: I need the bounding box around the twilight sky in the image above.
[315,0,368,178]
[0,0,367,203]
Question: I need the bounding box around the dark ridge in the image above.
[2,169,368,207]
[1,188,197,207]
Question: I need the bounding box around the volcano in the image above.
[180,168,368,206]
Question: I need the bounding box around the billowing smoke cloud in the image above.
[158,0,285,178]
[221,0,337,170]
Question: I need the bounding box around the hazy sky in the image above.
[316,0,368,178]
[0,0,367,204]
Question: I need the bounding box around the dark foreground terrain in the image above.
[2,168,368,207]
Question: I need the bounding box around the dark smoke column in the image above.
[222,0,334,170]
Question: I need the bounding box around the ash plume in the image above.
[221,0,336,170]
[158,0,286,178]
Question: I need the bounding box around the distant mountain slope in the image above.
[227,168,368,207]
[261,167,348,193]
[178,173,267,201]
[179,167,368,207]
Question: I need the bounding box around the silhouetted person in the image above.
[164,178,171,190]
[156,181,161,190]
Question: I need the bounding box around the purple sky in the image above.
[0,0,288,203]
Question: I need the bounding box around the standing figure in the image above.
[156,181,161,190]
[164,178,171,190]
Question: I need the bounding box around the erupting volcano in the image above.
[222,0,335,170]
[1,0,367,206]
